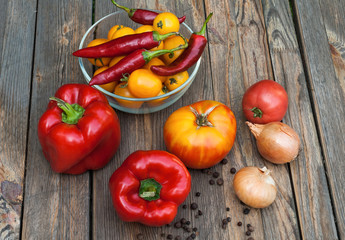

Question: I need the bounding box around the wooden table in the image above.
[1,0,344,239]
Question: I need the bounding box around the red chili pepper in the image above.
[109,150,191,226]
[112,0,186,25]
[73,31,177,58]
[151,13,213,76]
[89,39,188,86]
[38,84,121,174]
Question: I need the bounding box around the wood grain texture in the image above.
[262,0,338,239]
[21,0,92,239]
[293,0,345,238]
[0,0,37,239]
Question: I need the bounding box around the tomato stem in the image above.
[190,105,218,129]
[251,107,263,118]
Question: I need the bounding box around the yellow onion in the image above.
[233,166,277,208]
[246,121,300,164]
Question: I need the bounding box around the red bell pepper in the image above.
[38,84,121,174]
[109,150,191,226]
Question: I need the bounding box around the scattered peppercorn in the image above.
[184,227,192,233]
[174,222,182,228]
[247,238,254,240]
[207,170,213,175]
[247,224,251,228]
[167,234,173,239]
[237,221,242,226]
[182,204,187,209]
[191,203,198,210]
[193,227,198,232]
[248,226,254,232]
[136,233,144,240]
[209,179,215,185]
[195,192,201,197]
[186,221,191,225]
[166,223,172,227]
[181,218,187,224]
[221,158,228,164]
[212,172,220,178]
[175,236,181,240]
[222,219,228,224]
[226,217,231,222]
[226,207,230,211]
[246,231,251,236]
[243,208,250,214]
[198,210,203,215]
[230,168,236,174]
[190,233,196,239]
[217,178,224,186]
[222,223,227,229]
[186,237,192,240]
[201,169,208,173]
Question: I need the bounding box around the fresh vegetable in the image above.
[109,150,191,226]
[107,24,124,39]
[143,57,167,82]
[127,69,163,98]
[246,121,300,164]
[93,66,117,92]
[164,71,189,91]
[73,31,178,58]
[89,40,188,86]
[111,0,186,25]
[86,38,112,67]
[134,25,164,51]
[37,84,121,174]
[114,83,143,108]
[242,80,288,124]
[110,26,135,39]
[151,13,212,76]
[163,100,236,169]
[161,35,187,65]
[147,87,169,107]
[233,166,277,208]
[153,12,180,35]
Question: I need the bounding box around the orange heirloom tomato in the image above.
[111,27,135,39]
[107,25,124,39]
[164,100,237,169]
[143,58,167,82]
[93,66,117,92]
[127,69,162,98]
[109,55,126,68]
[161,36,186,65]
[164,71,189,91]
[153,12,180,35]
[114,83,143,109]
[87,39,111,67]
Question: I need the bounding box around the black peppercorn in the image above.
[193,227,198,232]
[212,172,220,178]
[174,236,181,240]
[248,226,254,232]
[182,204,187,209]
[243,208,250,214]
[195,192,201,197]
[222,223,227,229]
[246,231,251,236]
[180,218,187,224]
[198,210,203,215]
[167,234,173,239]
[137,233,144,240]
[209,179,215,185]
[161,233,166,238]
[221,158,228,164]
[237,221,242,226]
[247,238,254,240]
[226,207,230,211]
[174,222,182,228]
[186,221,191,225]
[217,178,224,186]
[226,217,231,222]
[191,233,196,239]
[191,203,198,210]
[222,219,228,224]
[230,168,236,174]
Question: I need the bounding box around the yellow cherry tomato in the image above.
[164,71,189,91]
[111,27,135,39]
[147,87,169,107]
[128,69,162,98]
[161,35,186,65]
[114,83,143,109]
[107,25,124,39]
[143,58,167,83]
[109,55,126,68]
[135,25,154,34]
[87,39,112,67]
[93,66,117,93]
[153,12,180,35]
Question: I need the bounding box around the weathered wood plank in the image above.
[21,0,92,239]
[293,0,345,238]
[262,0,338,239]
[0,0,37,239]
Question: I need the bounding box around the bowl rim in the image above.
[78,11,201,102]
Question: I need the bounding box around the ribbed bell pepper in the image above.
[38,84,121,174]
[109,150,191,226]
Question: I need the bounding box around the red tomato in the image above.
[242,80,288,124]
[163,100,237,169]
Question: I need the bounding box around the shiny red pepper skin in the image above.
[73,31,174,58]
[150,13,213,76]
[150,34,207,76]
[111,1,186,25]
[89,49,147,86]
[38,84,121,174]
[109,150,191,226]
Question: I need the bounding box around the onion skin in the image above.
[246,121,300,164]
[233,166,277,208]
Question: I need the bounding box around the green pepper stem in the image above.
[139,178,162,201]
[49,97,85,125]
[111,0,135,17]
[143,33,188,62]
[195,12,213,36]
[152,31,178,42]
[251,107,263,118]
